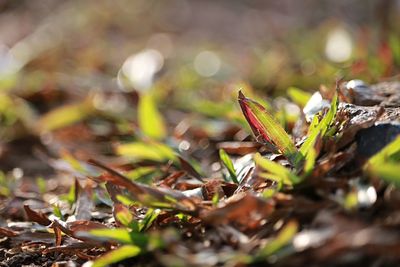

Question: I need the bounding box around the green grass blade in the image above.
[116,141,176,162]
[89,228,133,244]
[364,136,400,188]
[367,163,400,188]
[256,220,298,258]
[92,245,141,267]
[287,87,311,108]
[138,93,167,140]
[38,100,94,132]
[366,136,400,166]
[254,153,301,185]
[219,149,239,184]
[139,208,160,231]
[299,92,338,158]
[303,147,317,177]
[89,228,149,247]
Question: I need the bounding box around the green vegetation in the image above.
[0,1,400,266]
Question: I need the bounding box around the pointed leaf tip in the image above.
[238,90,245,100]
[237,92,300,167]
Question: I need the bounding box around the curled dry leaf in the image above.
[0,227,19,237]
[24,205,52,226]
[157,170,186,187]
[201,179,225,200]
[43,242,98,254]
[217,141,261,155]
[51,219,111,246]
[89,159,198,214]
[52,224,62,246]
[178,156,204,182]
[75,181,94,221]
[201,193,274,226]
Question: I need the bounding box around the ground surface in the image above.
[1,1,400,266]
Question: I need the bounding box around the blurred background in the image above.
[1,3,400,266]
[0,0,399,175]
[1,0,399,90]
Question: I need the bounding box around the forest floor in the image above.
[1,1,400,266]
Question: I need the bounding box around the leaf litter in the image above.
[3,1,400,265]
[1,78,400,267]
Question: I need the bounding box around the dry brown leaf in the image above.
[24,205,52,226]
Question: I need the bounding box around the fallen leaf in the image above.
[24,205,51,226]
